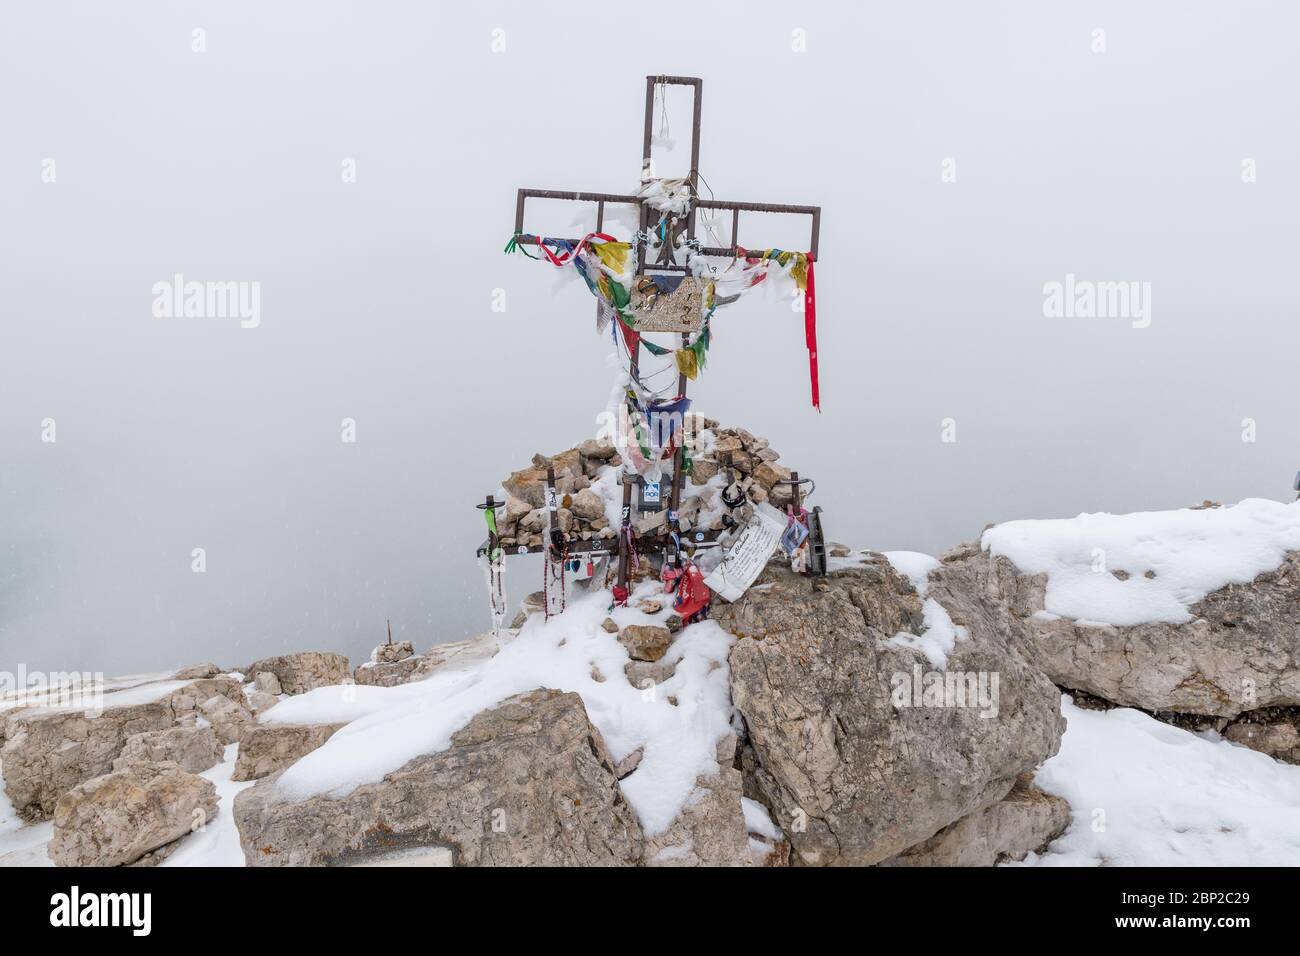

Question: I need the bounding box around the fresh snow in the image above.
[271,580,736,838]
[162,744,254,867]
[0,820,53,867]
[0,758,53,866]
[982,498,1300,626]
[741,796,783,841]
[883,550,941,596]
[0,761,22,837]
[887,598,968,670]
[1017,696,1300,867]
[880,550,964,669]
[1,671,191,715]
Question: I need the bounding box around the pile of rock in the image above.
[0,650,358,866]
[354,633,497,687]
[491,420,800,552]
[0,674,246,822]
[231,552,1070,868]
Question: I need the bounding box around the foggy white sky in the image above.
[2,0,1298,675]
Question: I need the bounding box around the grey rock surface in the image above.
[930,547,1300,718]
[881,776,1070,866]
[232,722,347,782]
[234,689,643,866]
[243,652,350,695]
[717,560,1065,866]
[112,725,225,775]
[48,762,218,867]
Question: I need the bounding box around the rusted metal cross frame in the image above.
[508,75,821,595]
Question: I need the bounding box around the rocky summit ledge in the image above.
[7,498,1300,866]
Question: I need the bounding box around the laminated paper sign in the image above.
[704,503,787,602]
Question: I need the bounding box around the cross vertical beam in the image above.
[619,77,704,596]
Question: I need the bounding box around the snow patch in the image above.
[741,797,783,841]
[888,598,968,670]
[271,582,736,838]
[1016,696,1300,867]
[884,550,941,596]
[982,498,1300,626]
[162,743,253,867]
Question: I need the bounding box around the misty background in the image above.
[2,1,1297,676]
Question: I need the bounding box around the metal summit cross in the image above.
[504,75,822,597]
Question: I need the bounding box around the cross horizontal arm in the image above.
[513,188,821,259]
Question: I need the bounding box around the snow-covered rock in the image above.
[717,558,1065,866]
[932,499,1300,717]
[234,690,643,866]
[1018,696,1300,866]
[642,732,750,867]
[1,676,242,821]
[355,633,497,687]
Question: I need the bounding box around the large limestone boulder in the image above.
[234,690,643,866]
[880,776,1070,866]
[112,725,225,775]
[931,546,1300,718]
[198,695,255,746]
[2,702,175,822]
[243,652,349,695]
[232,723,347,782]
[716,559,1064,866]
[48,762,218,867]
[0,675,244,820]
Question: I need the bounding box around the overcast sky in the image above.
[2,0,1298,676]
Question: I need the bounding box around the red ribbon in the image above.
[536,232,619,268]
[805,256,819,411]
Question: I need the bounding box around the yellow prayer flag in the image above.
[593,241,631,274]
[675,348,699,380]
[791,253,808,291]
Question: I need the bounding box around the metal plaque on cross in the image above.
[629,275,705,333]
